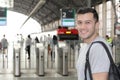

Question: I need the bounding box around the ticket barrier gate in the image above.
[36,43,44,76]
[57,46,68,76]
[13,43,21,77]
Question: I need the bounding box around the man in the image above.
[1,35,8,54]
[25,35,32,59]
[75,7,112,80]
[105,35,113,47]
[47,34,52,55]
[52,35,58,61]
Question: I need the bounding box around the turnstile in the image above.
[13,43,21,77]
[36,43,44,76]
[57,46,68,76]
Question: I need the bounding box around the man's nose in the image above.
[76,23,86,29]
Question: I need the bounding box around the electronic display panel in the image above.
[0,8,7,26]
[61,8,75,27]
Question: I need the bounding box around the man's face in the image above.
[76,13,99,41]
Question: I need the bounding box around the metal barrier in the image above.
[13,43,21,77]
[36,43,44,76]
[56,42,68,76]
[1,48,8,69]
[63,47,68,75]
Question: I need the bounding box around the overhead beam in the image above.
[20,0,46,29]
[44,5,60,17]
[111,0,118,22]
[49,0,65,8]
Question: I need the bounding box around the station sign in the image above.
[61,8,75,27]
[0,8,7,26]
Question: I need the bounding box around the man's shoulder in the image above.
[1,38,6,41]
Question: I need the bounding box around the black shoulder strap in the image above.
[93,41,114,63]
[84,41,113,80]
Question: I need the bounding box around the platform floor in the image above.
[0,70,77,80]
[0,42,78,80]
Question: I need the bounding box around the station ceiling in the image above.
[9,0,109,27]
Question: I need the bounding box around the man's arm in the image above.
[93,72,108,80]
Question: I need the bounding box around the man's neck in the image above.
[84,34,99,44]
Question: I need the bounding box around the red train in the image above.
[57,27,79,40]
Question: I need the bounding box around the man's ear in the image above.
[95,21,100,33]
[95,21,100,29]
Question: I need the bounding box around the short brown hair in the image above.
[77,7,99,22]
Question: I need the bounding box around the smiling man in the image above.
[75,7,112,80]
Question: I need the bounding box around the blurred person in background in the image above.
[1,34,8,54]
[25,35,32,59]
[105,35,113,47]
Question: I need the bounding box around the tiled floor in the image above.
[0,69,77,80]
[0,42,78,80]
[0,76,77,80]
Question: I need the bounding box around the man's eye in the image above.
[86,22,90,24]
[77,21,82,25]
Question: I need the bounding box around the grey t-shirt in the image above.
[76,36,111,80]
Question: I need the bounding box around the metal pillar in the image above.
[56,41,68,76]
[13,43,21,77]
[36,43,44,76]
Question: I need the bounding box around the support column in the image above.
[102,0,107,36]
[87,0,91,7]
[111,3,115,37]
